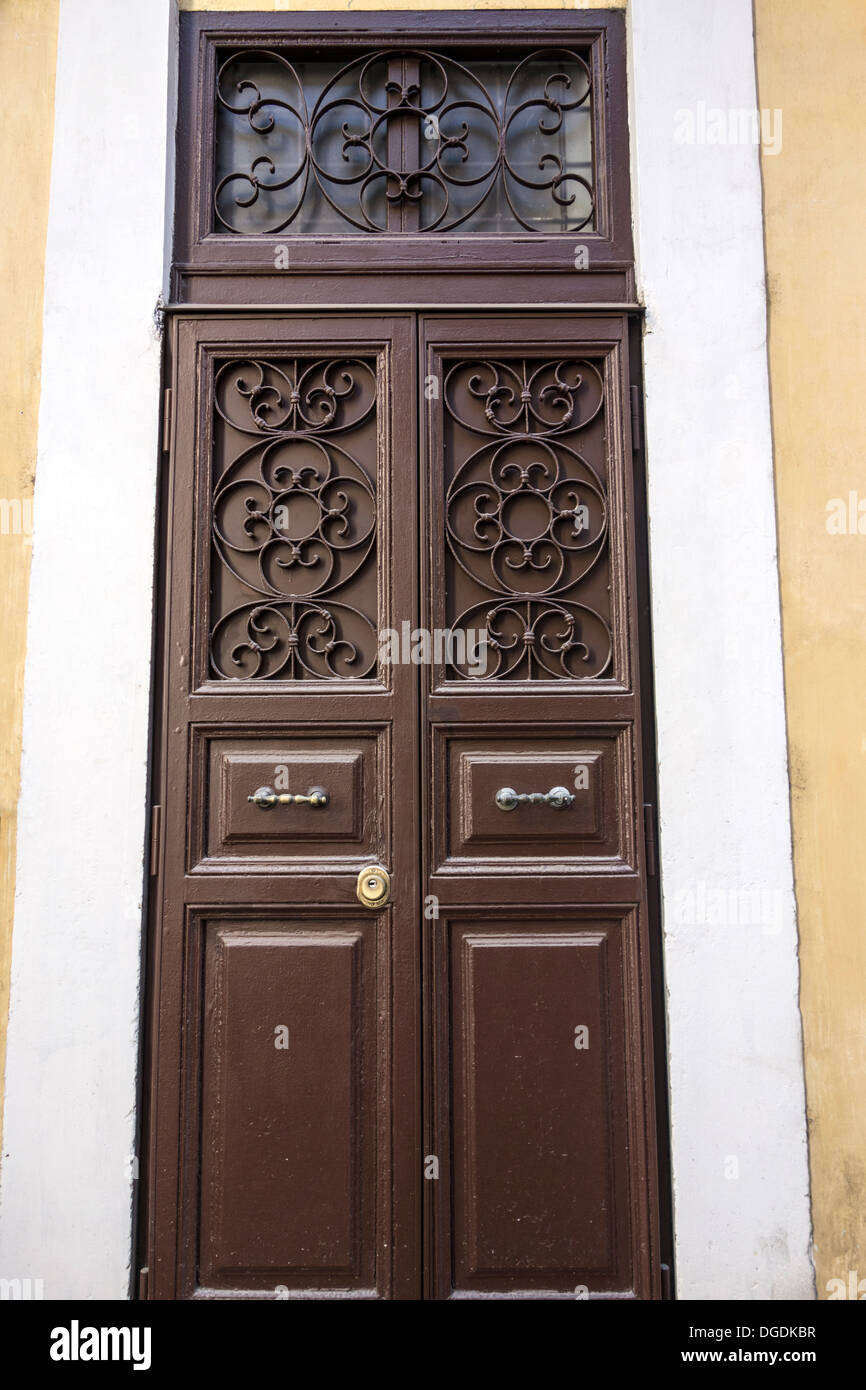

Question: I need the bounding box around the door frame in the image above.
[135,304,674,1298]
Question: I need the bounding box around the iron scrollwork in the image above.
[209,357,379,680]
[444,357,612,680]
[214,47,594,235]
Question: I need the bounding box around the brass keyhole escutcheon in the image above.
[356,864,390,910]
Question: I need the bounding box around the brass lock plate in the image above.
[356,864,390,909]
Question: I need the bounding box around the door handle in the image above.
[356,864,391,909]
[495,785,575,812]
[247,786,329,810]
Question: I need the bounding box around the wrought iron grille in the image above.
[209,356,380,679]
[442,356,611,679]
[214,47,595,235]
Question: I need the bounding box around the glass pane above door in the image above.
[214,48,595,236]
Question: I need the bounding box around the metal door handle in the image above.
[248,786,329,810]
[495,785,575,812]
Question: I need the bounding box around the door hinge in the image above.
[162,387,173,453]
[660,1262,673,1300]
[643,802,657,876]
[138,1266,149,1301]
[149,804,161,875]
[629,384,642,452]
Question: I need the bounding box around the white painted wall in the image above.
[0,0,176,1299]
[629,0,814,1298]
[0,0,813,1300]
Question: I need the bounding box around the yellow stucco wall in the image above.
[755,0,866,1297]
[0,0,59,1154]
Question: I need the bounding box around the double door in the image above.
[142,312,665,1299]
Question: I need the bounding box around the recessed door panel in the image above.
[191,726,388,871]
[198,918,377,1292]
[434,726,634,872]
[445,917,634,1292]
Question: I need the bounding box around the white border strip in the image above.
[0,0,176,1298]
[630,0,813,1298]
[0,0,813,1299]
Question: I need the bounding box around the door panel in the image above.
[198,917,377,1291]
[434,726,634,870]
[443,915,634,1291]
[144,316,420,1300]
[421,316,660,1299]
[193,725,387,871]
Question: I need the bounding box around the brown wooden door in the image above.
[420,315,661,1298]
[141,311,664,1300]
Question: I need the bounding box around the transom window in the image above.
[213,48,594,236]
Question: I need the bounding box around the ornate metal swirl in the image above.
[214,47,594,235]
[210,601,376,680]
[444,357,604,437]
[209,357,378,680]
[444,356,611,680]
[214,356,375,435]
[450,598,611,680]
